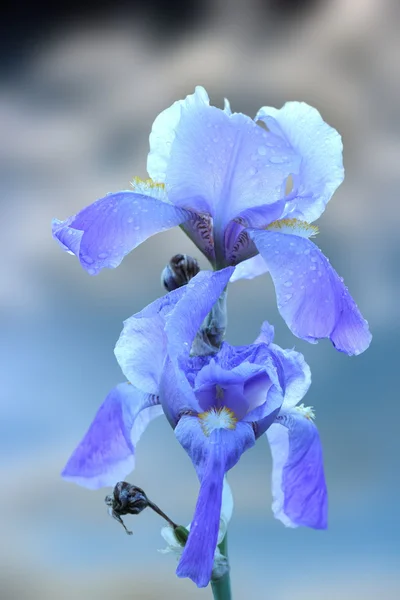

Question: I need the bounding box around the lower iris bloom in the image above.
[62,267,327,587]
[52,86,371,356]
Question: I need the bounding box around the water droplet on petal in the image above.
[82,255,94,264]
[269,156,287,164]
[213,137,219,143]
[88,268,96,275]
[310,265,317,271]
[284,293,292,301]
[98,252,108,259]
[304,249,310,255]
[258,145,267,156]
[284,280,292,287]
[127,217,133,223]
[248,166,257,176]
[311,256,318,263]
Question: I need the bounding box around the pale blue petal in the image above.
[148,86,210,184]
[270,347,311,408]
[230,254,268,282]
[52,191,191,275]
[62,383,162,489]
[267,410,327,529]
[114,287,185,395]
[149,87,295,228]
[256,102,344,223]
[249,229,371,355]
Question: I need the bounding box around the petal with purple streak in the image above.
[267,409,327,529]
[62,383,162,489]
[249,229,371,355]
[175,416,255,587]
[52,191,191,274]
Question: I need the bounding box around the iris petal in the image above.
[267,410,327,529]
[160,268,234,426]
[249,229,371,355]
[256,102,344,223]
[148,87,295,227]
[175,416,255,587]
[114,287,185,395]
[52,191,191,274]
[230,254,268,282]
[62,383,162,489]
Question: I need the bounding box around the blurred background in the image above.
[1,0,399,598]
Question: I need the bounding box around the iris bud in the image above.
[161,254,200,291]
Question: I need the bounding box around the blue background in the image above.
[1,1,399,598]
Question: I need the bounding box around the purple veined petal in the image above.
[62,383,162,489]
[266,409,327,529]
[256,102,344,223]
[180,213,216,265]
[148,88,299,229]
[175,416,255,587]
[114,286,186,395]
[249,229,371,355]
[52,190,192,275]
[224,200,286,265]
[230,254,269,282]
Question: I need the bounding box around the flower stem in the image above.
[211,534,232,600]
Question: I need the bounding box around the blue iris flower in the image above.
[52,86,370,356]
[62,268,327,588]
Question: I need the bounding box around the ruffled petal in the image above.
[148,87,294,229]
[114,287,185,395]
[266,410,327,529]
[62,383,162,489]
[270,347,311,409]
[148,86,210,186]
[52,190,191,274]
[256,102,344,223]
[175,416,254,587]
[230,254,268,282]
[249,229,371,355]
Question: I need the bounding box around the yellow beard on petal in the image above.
[198,407,238,436]
[266,218,319,238]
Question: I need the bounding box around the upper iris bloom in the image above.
[62,268,327,588]
[52,86,371,355]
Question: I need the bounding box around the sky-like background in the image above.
[1,0,400,598]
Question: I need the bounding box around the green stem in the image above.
[210,533,232,600]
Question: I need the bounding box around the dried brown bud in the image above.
[161,254,200,291]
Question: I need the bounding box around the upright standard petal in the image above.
[249,229,371,355]
[256,102,344,223]
[175,417,255,587]
[114,286,185,395]
[148,87,295,227]
[62,383,162,489]
[52,189,191,274]
[267,409,327,529]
